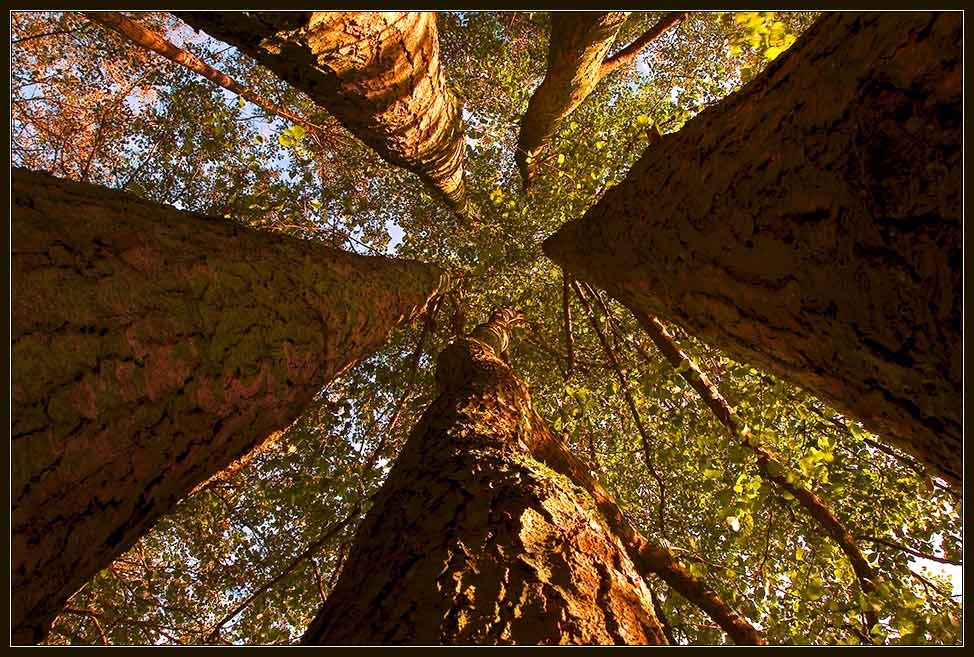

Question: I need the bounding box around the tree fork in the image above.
[544,12,961,485]
[12,168,448,644]
[302,303,762,644]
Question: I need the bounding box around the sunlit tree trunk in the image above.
[12,168,448,644]
[176,11,478,223]
[516,12,684,187]
[301,309,669,645]
[544,12,961,485]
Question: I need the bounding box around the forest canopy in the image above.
[10,10,962,645]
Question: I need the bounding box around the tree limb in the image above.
[600,12,687,77]
[82,12,334,139]
[627,307,881,635]
[202,504,361,643]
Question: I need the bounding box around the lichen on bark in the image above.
[544,12,961,485]
[11,168,447,644]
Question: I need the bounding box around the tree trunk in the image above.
[516,12,684,188]
[176,11,478,223]
[516,12,629,186]
[544,12,961,485]
[11,168,447,644]
[301,309,669,645]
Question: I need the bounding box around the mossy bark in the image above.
[11,168,447,644]
[176,11,477,223]
[302,310,668,645]
[544,13,961,485]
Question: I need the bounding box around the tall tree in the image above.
[544,12,961,485]
[176,11,479,223]
[300,308,670,644]
[301,307,763,645]
[516,12,685,187]
[12,11,961,647]
[12,168,448,644]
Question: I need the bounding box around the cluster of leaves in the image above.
[15,10,961,646]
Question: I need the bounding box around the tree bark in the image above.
[544,12,961,485]
[516,12,628,187]
[516,12,684,187]
[301,309,669,645]
[11,167,447,644]
[175,11,478,223]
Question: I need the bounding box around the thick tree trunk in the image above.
[11,168,447,644]
[544,13,961,485]
[176,11,477,223]
[301,309,669,645]
[516,12,629,186]
[516,12,684,187]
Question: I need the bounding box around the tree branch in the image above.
[201,505,360,643]
[860,535,961,566]
[574,281,668,540]
[600,12,687,77]
[562,269,575,376]
[649,588,679,645]
[627,306,881,635]
[527,417,765,645]
[82,12,333,139]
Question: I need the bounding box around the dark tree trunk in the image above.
[11,168,447,644]
[176,11,478,223]
[544,12,961,485]
[301,309,669,645]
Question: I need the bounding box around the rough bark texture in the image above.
[11,168,447,644]
[523,401,764,645]
[544,13,961,485]
[516,12,629,186]
[302,309,668,645]
[176,11,477,223]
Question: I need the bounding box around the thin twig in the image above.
[362,297,442,471]
[626,306,882,635]
[562,269,575,376]
[201,505,361,643]
[860,535,961,566]
[573,281,667,540]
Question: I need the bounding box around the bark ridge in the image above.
[302,309,668,645]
